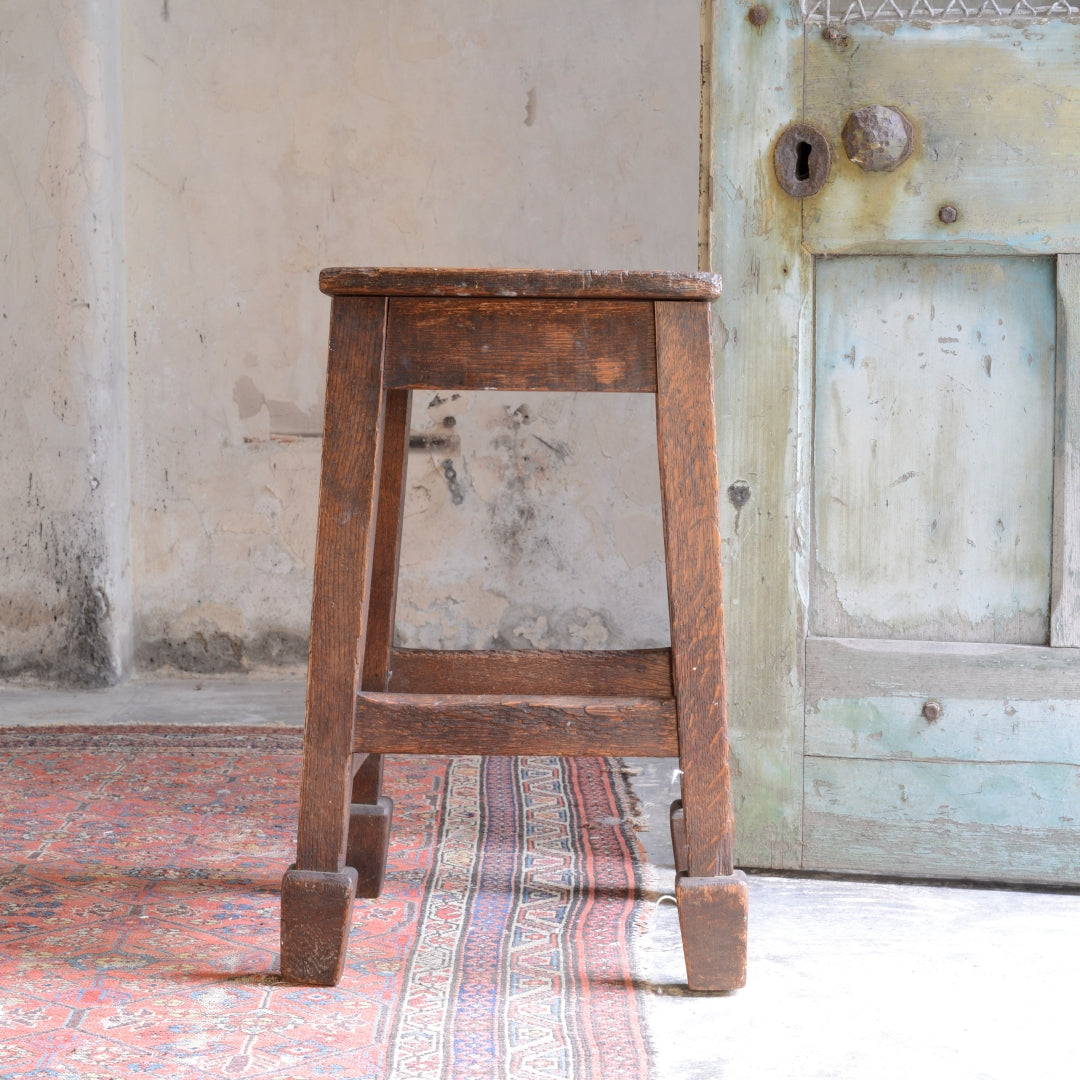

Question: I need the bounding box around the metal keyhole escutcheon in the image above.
[774,123,832,198]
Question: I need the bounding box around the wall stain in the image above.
[136,629,308,673]
[1,541,119,689]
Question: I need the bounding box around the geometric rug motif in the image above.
[0,727,651,1079]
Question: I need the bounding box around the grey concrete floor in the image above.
[1,677,1075,1079]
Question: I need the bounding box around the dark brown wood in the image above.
[669,799,689,875]
[280,866,359,986]
[293,296,388,872]
[655,300,733,880]
[347,796,393,897]
[321,266,722,301]
[387,647,674,697]
[361,388,412,693]
[347,386,413,876]
[675,871,749,993]
[353,693,679,757]
[350,751,381,804]
[285,274,743,994]
[385,298,657,392]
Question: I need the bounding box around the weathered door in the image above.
[710,1,1080,882]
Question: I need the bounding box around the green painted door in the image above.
[709,2,1080,882]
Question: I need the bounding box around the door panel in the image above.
[812,255,1055,644]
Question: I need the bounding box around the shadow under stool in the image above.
[280,267,747,993]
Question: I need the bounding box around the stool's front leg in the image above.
[281,296,390,986]
[655,300,748,993]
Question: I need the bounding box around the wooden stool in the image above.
[280,268,747,993]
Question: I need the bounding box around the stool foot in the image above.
[675,870,748,993]
[280,866,358,985]
[346,795,393,898]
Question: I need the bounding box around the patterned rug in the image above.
[0,727,651,1079]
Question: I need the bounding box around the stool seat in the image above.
[318,265,723,299]
[280,267,747,993]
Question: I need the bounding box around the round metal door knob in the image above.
[842,105,914,174]
[921,700,943,723]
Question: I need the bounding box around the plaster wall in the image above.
[3,1,701,681]
[0,1,131,685]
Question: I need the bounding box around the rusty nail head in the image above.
[939,204,959,224]
[747,5,769,26]
[822,26,850,47]
[921,700,943,722]
[842,105,914,173]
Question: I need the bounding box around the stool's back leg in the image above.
[283,296,389,986]
[348,386,412,895]
[655,299,747,992]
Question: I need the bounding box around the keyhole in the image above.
[774,122,831,198]
[795,140,812,182]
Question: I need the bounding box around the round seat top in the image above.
[319,266,721,300]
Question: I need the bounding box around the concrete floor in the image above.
[2,676,1075,1079]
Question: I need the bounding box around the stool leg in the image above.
[346,386,410,896]
[348,756,393,897]
[655,299,748,992]
[282,296,389,986]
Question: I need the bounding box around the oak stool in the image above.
[281,268,747,992]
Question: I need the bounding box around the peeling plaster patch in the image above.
[394,574,512,650]
[511,615,549,648]
[567,608,610,649]
[492,604,623,651]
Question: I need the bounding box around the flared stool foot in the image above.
[280,866,358,986]
[675,871,749,993]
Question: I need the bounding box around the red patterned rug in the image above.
[0,727,651,1079]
